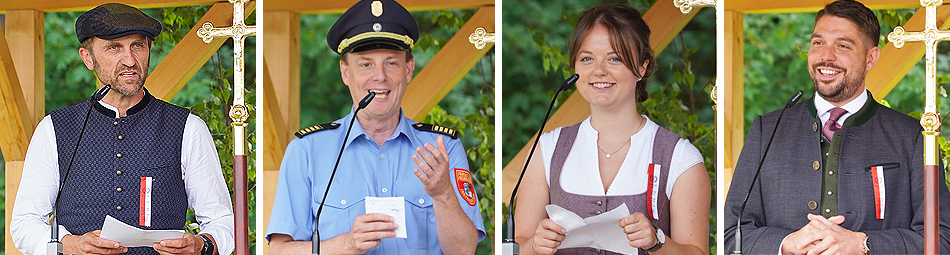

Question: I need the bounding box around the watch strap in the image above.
[645,225,664,252]
[199,234,214,255]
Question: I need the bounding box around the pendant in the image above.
[605,154,612,159]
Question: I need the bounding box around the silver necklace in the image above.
[598,117,645,159]
[599,139,631,159]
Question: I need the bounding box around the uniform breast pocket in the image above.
[397,182,435,251]
[314,183,368,241]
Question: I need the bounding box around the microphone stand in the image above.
[49,85,112,255]
[313,92,376,255]
[732,90,802,255]
[503,74,579,255]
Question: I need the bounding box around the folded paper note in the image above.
[546,203,638,254]
[99,215,185,247]
[365,196,408,238]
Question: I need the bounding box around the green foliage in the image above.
[300,8,495,254]
[502,1,716,253]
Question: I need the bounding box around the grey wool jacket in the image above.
[724,91,950,254]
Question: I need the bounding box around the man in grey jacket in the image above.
[724,0,950,254]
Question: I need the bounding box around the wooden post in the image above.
[5,10,45,124]
[723,10,743,198]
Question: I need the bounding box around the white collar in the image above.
[814,89,868,117]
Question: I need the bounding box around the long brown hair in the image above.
[569,4,656,103]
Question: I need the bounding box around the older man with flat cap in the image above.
[11,3,234,255]
[266,0,485,254]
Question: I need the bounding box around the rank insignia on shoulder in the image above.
[412,123,459,139]
[294,123,341,138]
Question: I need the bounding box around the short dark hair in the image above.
[816,0,880,47]
[568,4,656,103]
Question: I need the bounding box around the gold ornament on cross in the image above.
[469,27,495,50]
[196,0,257,156]
[673,0,716,14]
[887,0,945,163]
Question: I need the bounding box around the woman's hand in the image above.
[530,219,566,255]
[620,212,659,249]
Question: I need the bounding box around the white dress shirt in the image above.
[11,101,235,255]
[539,116,704,197]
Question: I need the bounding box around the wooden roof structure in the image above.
[0,0,253,254]
[260,0,494,254]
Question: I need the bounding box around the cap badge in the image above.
[372,1,383,17]
[373,23,382,32]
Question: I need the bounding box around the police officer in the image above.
[265,0,485,254]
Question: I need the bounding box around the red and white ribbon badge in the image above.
[139,176,152,227]
[871,166,885,220]
[647,164,661,220]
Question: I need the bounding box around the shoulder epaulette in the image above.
[295,123,341,138]
[412,123,459,139]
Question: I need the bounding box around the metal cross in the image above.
[887,0,946,253]
[197,0,257,157]
[674,0,716,14]
[468,27,495,50]
[195,1,256,255]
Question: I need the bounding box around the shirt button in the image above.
[825,208,831,213]
[382,188,388,193]
[116,153,122,158]
[829,171,834,175]
[825,152,829,156]
[596,201,603,206]
[117,135,123,140]
[827,191,833,196]
[419,199,425,204]
[116,205,122,211]
[113,121,118,126]
[813,161,820,170]
[595,249,602,254]
[116,187,122,192]
[340,199,346,205]
[380,154,385,159]
[596,211,602,215]
[116,170,122,175]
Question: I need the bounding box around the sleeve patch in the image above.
[455,168,477,206]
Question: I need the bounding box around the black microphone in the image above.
[732,90,802,255]
[503,74,579,254]
[49,84,111,255]
[313,91,375,255]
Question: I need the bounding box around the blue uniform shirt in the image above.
[267,109,486,254]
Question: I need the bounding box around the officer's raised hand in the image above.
[412,135,454,200]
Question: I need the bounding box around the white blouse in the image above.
[540,116,704,197]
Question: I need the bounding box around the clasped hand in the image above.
[782,213,866,255]
[64,230,205,255]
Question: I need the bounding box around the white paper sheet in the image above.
[98,215,185,247]
[365,196,408,238]
[546,203,639,254]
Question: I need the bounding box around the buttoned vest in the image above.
[549,123,679,255]
[51,94,189,255]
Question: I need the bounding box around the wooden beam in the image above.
[0,26,33,162]
[261,59,285,255]
[146,0,255,101]
[723,10,743,200]
[0,0,215,13]
[6,10,44,124]
[403,5,494,120]
[867,5,950,98]
[263,10,300,137]
[5,161,24,255]
[500,1,702,205]
[725,0,950,13]
[263,0,494,14]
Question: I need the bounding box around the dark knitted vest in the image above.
[51,93,189,254]
[549,123,679,255]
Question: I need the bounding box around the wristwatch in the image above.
[645,225,665,252]
[198,234,215,255]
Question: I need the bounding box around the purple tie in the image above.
[823,107,847,141]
